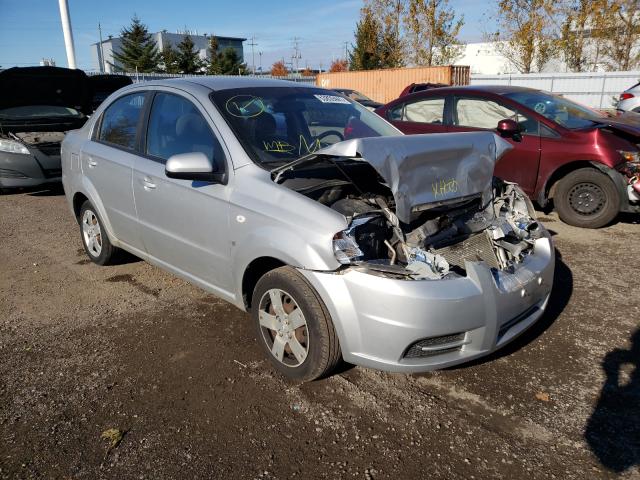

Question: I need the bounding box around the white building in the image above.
[91,31,246,73]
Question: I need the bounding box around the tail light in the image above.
[621,92,634,100]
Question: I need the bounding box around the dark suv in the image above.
[376,85,640,228]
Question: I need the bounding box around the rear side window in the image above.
[389,98,445,124]
[145,92,223,169]
[98,93,146,150]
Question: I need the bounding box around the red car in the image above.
[375,85,640,228]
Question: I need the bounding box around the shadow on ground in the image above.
[585,328,640,473]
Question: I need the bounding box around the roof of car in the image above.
[413,84,540,95]
[144,76,318,91]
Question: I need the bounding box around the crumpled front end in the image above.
[276,131,555,371]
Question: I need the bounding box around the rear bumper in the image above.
[299,236,555,373]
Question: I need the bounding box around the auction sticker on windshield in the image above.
[314,94,351,104]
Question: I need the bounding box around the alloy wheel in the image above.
[82,209,102,257]
[258,288,309,367]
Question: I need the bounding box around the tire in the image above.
[79,200,117,265]
[251,266,341,382]
[554,168,619,228]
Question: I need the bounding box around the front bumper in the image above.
[0,149,61,189]
[299,236,555,373]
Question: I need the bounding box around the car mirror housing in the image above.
[165,152,226,184]
[496,119,522,142]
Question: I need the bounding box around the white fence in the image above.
[85,71,316,84]
[470,71,640,109]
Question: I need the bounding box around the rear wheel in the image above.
[251,266,341,382]
[554,168,619,228]
[79,201,117,265]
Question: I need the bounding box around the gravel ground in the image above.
[0,188,638,479]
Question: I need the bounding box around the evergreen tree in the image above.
[219,47,246,75]
[350,7,384,70]
[175,34,202,74]
[113,15,159,72]
[206,35,223,75]
[160,45,180,73]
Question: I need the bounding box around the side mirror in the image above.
[165,152,226,184]
[496,119,522,142]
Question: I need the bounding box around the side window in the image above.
[98,93,146,150]
[454,97,539,134]
[403,97,445,124]
[146,93,223,169]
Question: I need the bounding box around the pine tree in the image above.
[350,7,384,70]
[175,34,202,74]
[160,45,180,73]
[206,35,222,75]
[219,48,246,75]
[113,16,159,72]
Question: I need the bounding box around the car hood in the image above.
[277,132,512,224]
[0,66,91,113]
[593,117,640,141]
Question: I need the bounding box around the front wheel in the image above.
[251,266,341,382]
[554,168,620,228]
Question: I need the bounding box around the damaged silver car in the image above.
[62,78,554,381]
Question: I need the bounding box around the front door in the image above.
[449,96,541,195]
[132,90,233,296]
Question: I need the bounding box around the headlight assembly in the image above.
[618,150,640,163]
[0,138,30,155]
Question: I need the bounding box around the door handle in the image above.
[142,176,156,190]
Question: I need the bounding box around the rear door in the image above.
[449,95,541,194]
[80,91,148,250]
[386,95,449,135]
[132,89,233,295]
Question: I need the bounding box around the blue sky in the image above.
[0,0,487,71]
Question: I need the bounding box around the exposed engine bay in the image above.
[274,132,544,280]
[5,131,65,157]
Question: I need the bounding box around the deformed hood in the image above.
[314,132,512,223]
[0,66,91,113]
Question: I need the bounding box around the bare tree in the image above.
[601,0,640,70]
[367,0,406,67]
[487,0,558,73]
[404,0,464,66]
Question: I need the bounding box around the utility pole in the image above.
[57,0,77,69]
[258,51,263,74]
[343,41,349,61]
[98,22,105,73]
[292,37,302,75]
[248,35,258,75]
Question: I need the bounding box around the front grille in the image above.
[0,168,28,179]
[498,305,540,340]
[35,142,61,157]
[404,332,466,358]
[433,232,499,270]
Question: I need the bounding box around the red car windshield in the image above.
[505,91,606,130]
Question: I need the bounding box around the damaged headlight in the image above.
[333,230,364,264]
[618,150,640,163]
[0,138,30,155]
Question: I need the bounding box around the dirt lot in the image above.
[0,188,638,480]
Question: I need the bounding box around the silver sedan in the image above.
[62,77,554,381]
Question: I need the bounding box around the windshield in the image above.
[505,91,606,129]
[0,105,84,119]
[342,90,372,102]
[210,86,400,168]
